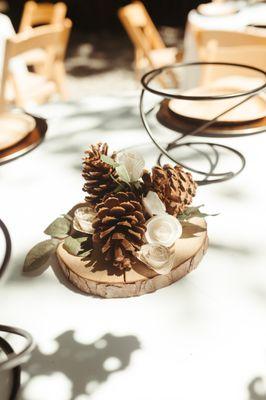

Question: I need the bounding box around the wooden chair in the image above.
[200,44,266,85]
[194,29,266,84]
[18,1,67,76]
[0,20,72,108]
[19,1,67,32]
[118,1,178,87]
[195,29,266,60]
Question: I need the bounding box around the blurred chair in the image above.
[118,1,178,87]
[0,20,72,108]
[200,44,266,84]
[19,1,67,32]
[18,1,67,75]
[195,29,266,59]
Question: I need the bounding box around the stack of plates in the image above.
[158,76,266,137]
[0,112,36,152]
[197,2,240,17]
[0,112,46,165]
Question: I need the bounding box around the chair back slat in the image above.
[118,1,165,59]
[0,19,72,106]
[19,1,67,32]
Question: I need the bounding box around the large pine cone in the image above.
[82,143,117,207]
[92,192,146,271]
[143,164,197,216]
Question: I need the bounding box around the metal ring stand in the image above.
[140,62,266,185]
[0,325,34,400]
[0,219,11,281]
[0,221,34,399]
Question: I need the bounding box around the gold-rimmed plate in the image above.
[168,79,266,124]
[0,114,47,165]
[197,2,240,17]
[0,112,36,151]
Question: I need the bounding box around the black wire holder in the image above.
[0,221,34,399]
[0,219,11,281]
[0,325,34,400]
[140,62,266,185]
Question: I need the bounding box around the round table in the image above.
[184,3,266,61]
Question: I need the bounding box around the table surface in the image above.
[0,94,266,400]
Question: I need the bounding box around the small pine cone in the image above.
[141,169,153,195]
[82,143,117,207]
[152,164,197,216]
[92,192,146,271]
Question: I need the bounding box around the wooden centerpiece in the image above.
[24,143,211,298]
[56,215,208,298]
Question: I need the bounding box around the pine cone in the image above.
[82,143,117,207]
[92,192,146,271]
[150,164,197,216]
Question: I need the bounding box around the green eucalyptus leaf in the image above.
[116,164,130,183]
[63,236,82,256]
[178,205,218,221]
[100,154,119,168]
[23,239,59,272]
[44,217,71,238]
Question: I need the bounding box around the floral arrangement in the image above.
[24,143,214,275]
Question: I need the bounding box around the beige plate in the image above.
[197,2,239,17]
[0,112,36,151]
[169,85,266,124]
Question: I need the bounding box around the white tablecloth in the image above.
[0,94,266,400]
[184,3,266,61]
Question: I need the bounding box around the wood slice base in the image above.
[56,216,208,298]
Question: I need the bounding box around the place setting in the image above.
[0,109,47,165]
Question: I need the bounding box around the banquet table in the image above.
[0,94,266,400]
[184,2,266,61]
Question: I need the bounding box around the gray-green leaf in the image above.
[100,154,119,168]
[23,239,59,272]
[44,217,71,238]
[63,236,82,256]
[116,164,130,183]
[178,205,218,221]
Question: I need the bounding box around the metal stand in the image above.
[0,219,11,281]
[140,62,266,185]
[0,222,34,399]
[0,325,34,400]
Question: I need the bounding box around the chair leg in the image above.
[53,61,68,100]
[134,48,144,83]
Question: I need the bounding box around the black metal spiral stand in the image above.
[0,221,34,399]
[0,219,11,281]
[140,62,266,185]
[0,324,34,400]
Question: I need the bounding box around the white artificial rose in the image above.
[137,243,175,275]
[117,151,145,182]
[145,214,182,247]
[73,207,96,234]
[143,191,166,216]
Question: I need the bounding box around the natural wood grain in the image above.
[56,216,208,298]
